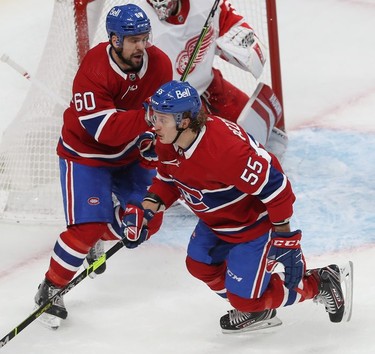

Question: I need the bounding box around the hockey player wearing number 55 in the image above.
[33,4,172,329]
[120,80,353,333]
[137,0,287,160]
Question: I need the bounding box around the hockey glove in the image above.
[267,230,304,290]
[136,131,158,169]
[216,25,265,79]
[122,201,155,249]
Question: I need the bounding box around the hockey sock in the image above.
[186,256,227,299]
[227,272,319,312]
[46,223,109,287]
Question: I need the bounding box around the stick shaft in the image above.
[1,53,68,107]
[0,241,124,348]
[180,0,220,82]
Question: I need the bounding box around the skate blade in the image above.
[34,304,62,330]
[340,261,354,322]
[36,312,62,330]
[222,316,282,334]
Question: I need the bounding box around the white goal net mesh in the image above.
[0,0,277,223]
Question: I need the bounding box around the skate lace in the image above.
[48,285,65,308]
[314,290,337,313]
[228,309,252,325]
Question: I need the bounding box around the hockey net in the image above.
[0,0,282,224]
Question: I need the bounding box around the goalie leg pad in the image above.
[265,127,289,161]
[237,83,283,146]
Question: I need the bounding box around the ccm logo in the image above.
[88,197,100,205]
[273,239,300,247]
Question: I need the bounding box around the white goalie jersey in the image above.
[138,0,266,95]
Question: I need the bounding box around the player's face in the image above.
[153,112,178,144]
[118,33,150,70]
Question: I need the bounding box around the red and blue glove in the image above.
[122,201,155,249]
[267,230,304,289]
[136,132,158,169]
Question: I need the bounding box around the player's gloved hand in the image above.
[267,230,304,289]
[216,25,265,79]
[136,131,158,169]
[121,201,155,249]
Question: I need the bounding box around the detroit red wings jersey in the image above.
[149,116,295,243]
[141,0,250,94]
[57,42,172,167]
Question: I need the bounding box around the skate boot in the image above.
[84,239,106,279]
[34,279,67,330]
[308,264,345,323]
[220,309,282,333]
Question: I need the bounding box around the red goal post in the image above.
[0,0,284,223]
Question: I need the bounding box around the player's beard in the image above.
[114,48,143,72]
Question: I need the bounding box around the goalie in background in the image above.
[33,4,172,329]
[138,0,287,160]
[121,80,353,333]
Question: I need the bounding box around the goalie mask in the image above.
[148,0,178,21]
[106,4,151,47]
[150,80,201,126]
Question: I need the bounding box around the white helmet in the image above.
[149,0,178,21]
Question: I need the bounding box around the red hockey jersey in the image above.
[57,42,172,167]
[149,116,295,243]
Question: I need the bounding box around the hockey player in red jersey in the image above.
[136,0,287,160]
[33,4,172,329]
[120,80,353,333]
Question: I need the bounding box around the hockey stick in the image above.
[179,0,220,82]
[0,53,68,107]
[0,241,124,349]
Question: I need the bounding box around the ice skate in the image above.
[308,262,353,323]
[83,239,106,279]
[34,279,67,330]
[220,309,282,333]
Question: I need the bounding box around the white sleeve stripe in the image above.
[261,175,287,204]
[94,112,113,141]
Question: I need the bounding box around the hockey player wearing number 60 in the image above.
[33,4,172,329]
[137,0,287,160]
[120,80,353,333]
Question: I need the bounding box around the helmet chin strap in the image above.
[172,127,186,145]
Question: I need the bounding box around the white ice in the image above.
[0,0,374,353]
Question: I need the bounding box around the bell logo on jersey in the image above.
[175,88,191,99]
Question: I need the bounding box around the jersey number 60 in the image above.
[74,92,96,111]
